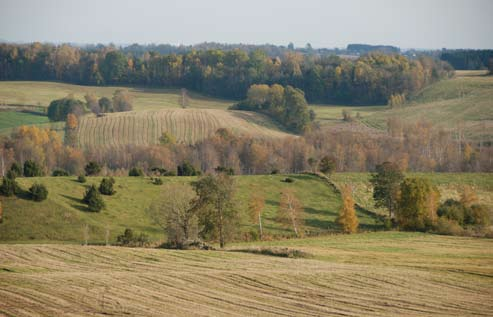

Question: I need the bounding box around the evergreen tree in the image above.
[83,185,105,212]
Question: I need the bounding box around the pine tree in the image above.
[83,185,105,212]
[337,185,358,233]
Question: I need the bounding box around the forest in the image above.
[0,42,453,104]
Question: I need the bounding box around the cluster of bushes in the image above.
[116,228,150,247]
[370,161,491,236]
[0,164,48,202]
[231,84,315,133]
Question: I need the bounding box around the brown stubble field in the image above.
[0,232,492,316]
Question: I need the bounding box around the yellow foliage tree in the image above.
[66,113,78,130]
[337,185,359,233]
[460,185,478,208]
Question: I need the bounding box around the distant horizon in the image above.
[1,0,492,50]
[0,39,489,52]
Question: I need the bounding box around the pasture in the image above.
[0,232,492,316]
[1,174,382,243]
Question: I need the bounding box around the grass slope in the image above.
[0,174,381,243]
[310,71,493,140]
[0,111,50,134]
[0,232,492,316]
[331,172,493,217]
[76,108,292,147]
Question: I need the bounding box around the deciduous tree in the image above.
[337,185,358,233]
[278,188,303,237]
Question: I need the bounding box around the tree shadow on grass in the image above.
[60,194,91,212]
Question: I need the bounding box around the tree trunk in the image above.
[258,212,263,240]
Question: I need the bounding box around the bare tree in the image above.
[180,88,190,108]
[148,183,197,247]
[249,191,265,239]
[278,189,303,237]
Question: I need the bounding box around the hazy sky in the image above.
[0,0,491,49]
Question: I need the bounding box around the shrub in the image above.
[0,176,19,197]
[129,167,144,177]
[83,185,105,212]
[52,169,69,177]
[117,228,134,245]
[99,177,116,195]
[117,228,150,247]
[23,160,43,177]
[29,183,48,201]
[9,162,22,178]
[434,218,464,236]
[437,199,466,225]
[177,161,200,176]
[319,156,336,175]
[84,161,101,176]
[466,204,490,226]
[215,166,235,175]
[77,175,87,183]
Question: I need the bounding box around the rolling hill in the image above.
[76,108,293,147]
[0,174,382,243]
[310,71,493,141]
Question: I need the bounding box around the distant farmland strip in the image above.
[75,109,293,148]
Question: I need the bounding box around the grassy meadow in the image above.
[1,174,385,243]
[0,232,492,316]
[331,172,493,217]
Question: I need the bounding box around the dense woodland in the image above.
[440,49,493,70]
[0,42,453,104]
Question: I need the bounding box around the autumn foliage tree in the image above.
[370,162,404,218]
[65,113,78,146]
[278,189,303,237]
[396,177,440,231]
[337,185,359,233]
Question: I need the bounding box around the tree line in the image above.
[1,116,491,179]
[440,49,493,71]
[0,43,453,104]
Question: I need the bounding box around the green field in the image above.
[0,174,383,243]
[0,111,51,134]
[0,232,492,316]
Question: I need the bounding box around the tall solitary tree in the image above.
[192,173,238,248]
[370,162,404,218]
[337,185,358,233]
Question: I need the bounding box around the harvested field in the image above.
[76,108,292,147]
[0,232,492,316]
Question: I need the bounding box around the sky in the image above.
[0,0,492,49]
